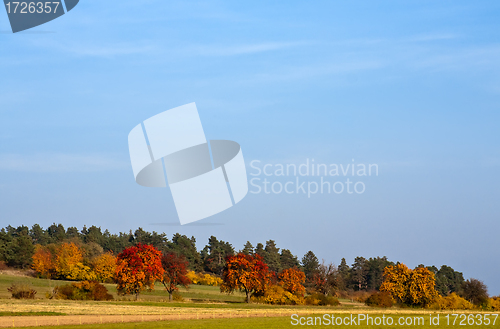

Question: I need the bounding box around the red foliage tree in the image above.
[161,252,191,301]
[278,267,306,295]
[115,243,164,300]
[220,253,272,303]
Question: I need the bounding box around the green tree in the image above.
[7,235,35,268]
[280,249,300,270]
[47,223,66,243]
[255,243,265,258]
[168,234,202,271]
[337,258,350,291]
[29,224,49,245]
[264,240,281,273]
[365,256,394,290]
[351,257,368,290]
[241,241,254,255]
[301,251,319,280]
[202,236,234,274]
[428,265,464,296]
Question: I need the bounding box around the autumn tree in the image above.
[380,263,438,307]
[32,245,55,278]
[115,243,164,300]
[54,242,90,280]
[278,267,306,295]
[221,253,272,303]
[460,278,489,306]
[161,252,191,301]
[313,262,339,296]
[91,252,117,283]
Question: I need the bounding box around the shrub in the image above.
[0,261,8,271]
[186,271,223,286]
[52,281,113,301]
[346,290,372,303]
[490,297,500,311]
[305,293,340,306]
[429,293,475,310]
[365,291,394,308]
[172,291,184,302]
[252,285,304,305]
[8,283,37,299]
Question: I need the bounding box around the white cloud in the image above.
[0,153,128,172]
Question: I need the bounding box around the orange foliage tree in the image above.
[32,245,55,278]
[160,252,191,301]
[115,243,164,300]
[380,264,438,306]
[278,267,306,295]
[220,253,272,303]
[91,252,117,283]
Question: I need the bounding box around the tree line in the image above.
[0,223,488,301]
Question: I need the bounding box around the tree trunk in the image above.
[169,292,173,301]
[246,291,250,303]
[135,292,139,301]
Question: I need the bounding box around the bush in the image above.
[490,297,500,311]
[252,285,304,305]
[52,281,113,301]
[345,290,372,303]
[305,293,340,306]
[186,271,223,286]
[0,261,8,271]
[365,291,393,308]
[8,283,37,299]
[172,291,184,302]
[429,293,475,310]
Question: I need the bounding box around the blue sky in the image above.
[1,1,499,294]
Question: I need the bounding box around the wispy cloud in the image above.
[0,153,128,172]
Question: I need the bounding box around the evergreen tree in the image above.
[168,234,202,271]
[241,241,254,255]
[264,240,281,273]
[301,251,320,280]
[337,258,350,291]
[280,249,300,270]
[351,256,368,290]
[365,256,393,290]
[255,243,266,258]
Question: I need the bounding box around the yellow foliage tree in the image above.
[91,253,117,283]
[54,242,87,280]
[380,264,438,307]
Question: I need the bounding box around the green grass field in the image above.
[0,272,245,303]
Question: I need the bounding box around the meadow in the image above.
[0,272,498,328]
